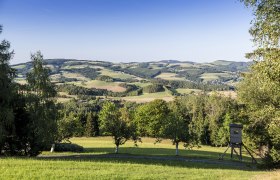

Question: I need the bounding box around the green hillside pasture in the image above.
[14,78,27,85]
[211,60,234,66]
[155,73,186,81]
[1,137,276,180]
[176,88,202,95]
[75,80,126,92]
[62,71,90,81]
[50,73,62,82]
[13,64,26,69]
[56,92,77,103]
[62,64,92,69]
[167,63,194,68]
[99,68,135,80]
[200,73,231,82]
[121,88,173,103]
[130,81,152,87]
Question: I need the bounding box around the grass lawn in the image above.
[1,137,278,179]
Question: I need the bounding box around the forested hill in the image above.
[12,59,252,102]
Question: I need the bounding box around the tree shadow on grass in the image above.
[83,146,258,162]
[36,147,260,171]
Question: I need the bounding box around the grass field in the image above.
[99,68,135,80]
[122,87,173,103]
[200,73,230,82]
[176,88,202,95]
[1,137,279,179]
[74,80,126,92]
[155,73,186,81]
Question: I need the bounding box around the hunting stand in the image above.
[219,124,257,163]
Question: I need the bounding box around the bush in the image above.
[143,84,164,93]
[54,143,84,152]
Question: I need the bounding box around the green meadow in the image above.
[1,137,279,180]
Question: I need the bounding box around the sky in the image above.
[0,0,254,64]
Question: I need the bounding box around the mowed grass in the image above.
[1,137,277,180]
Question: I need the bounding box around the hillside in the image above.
[12,59,251,102]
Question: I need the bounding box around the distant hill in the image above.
[12,59,251,102]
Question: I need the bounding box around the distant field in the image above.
[13,64,26,69]
[155,73,185,81]
[74,80,126,92]
[14,78,27,85]
[176,88,202,94]
[99,68,135,80]
[1,137,276,179]
[200,73,230,82]
[62,71,90,81]
[122,88,173,103]
[130,81,152,87]
[167,63,194,68]
[61,64,92,69]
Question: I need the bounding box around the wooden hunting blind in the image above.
[230,124,243,144]
[219,123,257,163]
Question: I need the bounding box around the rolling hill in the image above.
[12,59,251,102]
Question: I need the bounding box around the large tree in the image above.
[25,51,58,155]
[0,25,16,154]
[239,0,280,166]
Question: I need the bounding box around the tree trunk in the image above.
[115,145,119,154]
[50,143,55,153]
[175,142,179,156]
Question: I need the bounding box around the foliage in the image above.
[239,0,280,166]
[64,67,100,80]
[134,99,169,140]
[143,83,165,93]
[99,101,137,153]
[25,51,58,155]
[165,98,193,155]
[0,25,16,155]
[54,143,84,152]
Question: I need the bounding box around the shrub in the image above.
[54,143,84,152]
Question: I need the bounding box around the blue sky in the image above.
[0,0,254,64]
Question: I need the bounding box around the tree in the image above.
[85,112,94,137]
[239,0,280,166]
[165,98,192,156]
[25,51,58,155]
[99,101,133,153]
[0,25,16,154]
[184,94,209,145]
[134,99,169,140]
